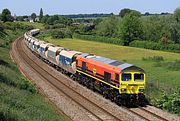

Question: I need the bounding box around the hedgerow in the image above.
[73,34,125,45]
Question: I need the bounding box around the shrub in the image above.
[17,77,37,94]
[167,60,180,71]
[152,62,163,67]
[157,90,180,115]
[51,29,65,39]
[73,34,125,45]
[0,73,37,94]
[130,40,180,53]
[3,22,34,31]
[142,56,164,62]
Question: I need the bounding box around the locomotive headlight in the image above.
[139,89,144,92]
[121,89,126,92]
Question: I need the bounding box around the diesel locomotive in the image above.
[24,29,146,106]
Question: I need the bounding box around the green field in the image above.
[0,30,68,120]
[44,37,180,101]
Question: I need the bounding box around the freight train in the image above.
[24,29,146,106]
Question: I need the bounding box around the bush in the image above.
[167,60,180,71]
[130,40,180,53]
[51,29,65,39]
[3,22,34,31]
[73,34,125,45]
[142,56,164,62]
[157,90,180,115]
[0,73,37,94]
[17,77,37,94]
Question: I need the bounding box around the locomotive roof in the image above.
[79,53,144,72]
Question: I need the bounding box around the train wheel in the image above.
[89,81,95,91]
[109,91,115,102]
[102,87,109,99]
[115,95,122,106]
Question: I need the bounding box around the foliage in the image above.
[0,22,5,36]
[39,8,43,22]
[62,13,113,18]
[120,12,143,45]
[167,60,180,71]
[16,16,24,21]
[31,13,37,21]
[41,14,50,23]
[157,91,180,115]
[170,20,180,44]
[142,56,164,62]
[51,29,65,39]
[0,72,37,94]
[142,15,172,43]
[42,15,73,26]
[129,40,180,53]
[18,22,44,30]
[3,22,34,31]
[119,8,141,18]
[72,7,180,53]
[76,24,95,34]
[1,9,14,22]
[95,16,119,37]
[0,23,68,121]
[174,8,180,23]
[73,34,125,45]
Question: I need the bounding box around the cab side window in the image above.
[104,72,111,82]
[115,73,119,80]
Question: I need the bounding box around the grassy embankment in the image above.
[42,37,180,103]
[0,23,68,121]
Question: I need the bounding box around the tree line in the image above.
[1,8,180,52]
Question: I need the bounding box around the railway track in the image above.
[127,107,169,121]
[14,37,122,121]
[12,37,179,121]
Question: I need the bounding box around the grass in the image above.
[44,37,180,101]
[0,29,68,121]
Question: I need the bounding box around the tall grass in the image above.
[0,27,68,120]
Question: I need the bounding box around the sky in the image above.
[0,0,180,16]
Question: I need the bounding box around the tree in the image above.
[39,8,43,22]
[31,13,36,22]
[119,8,131,17]
[96,16,119,37]
[1,8,14,22]
[169,8,180,44]
[170,21,180,44]
[16,16,24,21]
[46,15,59,25]
[41,14,49,23]
[144,12,150,16]
[119,8,141,18]
[120,12,143,45]
[174,8,180,23]
[142,15,172,42]
[51,29,65,39]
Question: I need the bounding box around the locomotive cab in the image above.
[119,66,145,95]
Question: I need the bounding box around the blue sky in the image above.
[0,0,180,16]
